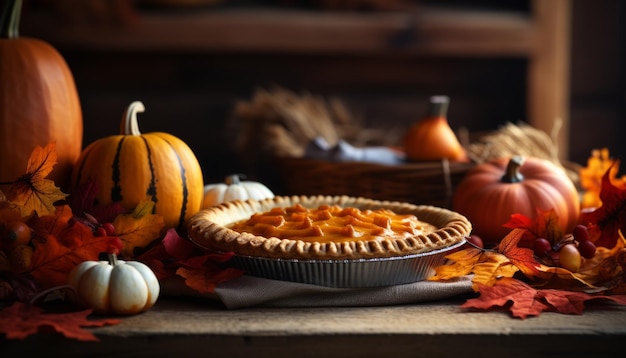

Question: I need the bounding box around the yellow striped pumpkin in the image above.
[71,101,204,230]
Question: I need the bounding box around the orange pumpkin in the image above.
[0,0,83,190]
[71,101,204,230]
[403,95,467,162]
[452,156,580,246]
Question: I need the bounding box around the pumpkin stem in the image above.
[108,252,119,267]
[0,0,21,39]
[428,95,449,118]
[121,101,145,136]
[501,156,525,183]
[225,174,242,185]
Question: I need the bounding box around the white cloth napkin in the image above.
[162,275,474,309]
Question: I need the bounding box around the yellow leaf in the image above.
[113,203,165,257]
[132,200,156,218]
[6,142,67,216]
[472,260,520,289]
[429,247,483,281]
[430,246,521,290]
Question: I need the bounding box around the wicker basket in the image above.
[274,158,475,209]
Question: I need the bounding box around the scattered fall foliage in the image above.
[432,156,626,317]
[0,301,120,341]
[462,277,626,319]
[0,142,242,340]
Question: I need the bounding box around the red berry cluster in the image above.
[94,222,115,237]
[533,224,596,272]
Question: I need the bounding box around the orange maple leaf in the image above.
[503,208,564,246]
[113,200,165,258]
[497,229,547,280]
[430,229,547,290]
[28,205,111,288]
[429,245,520,290]
[580,163,626,248]
[462,277,626,319]
[5,142,67,217]
[0,302,120,341]
[176,254,244,294]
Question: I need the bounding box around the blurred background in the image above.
[18,0,625,187]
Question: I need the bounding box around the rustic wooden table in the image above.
[2,294,626,358]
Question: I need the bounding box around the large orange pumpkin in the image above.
[0,0,83,190]
[71,101,204,230]
[452,156,580,246]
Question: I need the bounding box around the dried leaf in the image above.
[579,164,626,248]
[430,229,546,289]
[0,302,120,341]
[429,246,483,280]
[6,143,67,217]
[497,229,547,279]
[579,148,626,209]
[113,200,165,257]
[463,277,626,319]
[503,208,563,246]
[176,254,244,294]
[137,229,244,293]
[28,206,111,288]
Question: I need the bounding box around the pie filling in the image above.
[229,203,437,243]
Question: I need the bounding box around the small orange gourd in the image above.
[403,96,467,162]
[0,0,83,190]
[452,156,580,247]
[71,101,204,230]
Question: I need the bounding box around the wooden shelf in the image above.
[21,6,534,56]
[20,1,571,160]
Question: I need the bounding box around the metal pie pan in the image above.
[227,239,465,288]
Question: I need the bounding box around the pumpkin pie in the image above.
[187,196,471,260]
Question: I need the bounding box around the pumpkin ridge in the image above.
[111,137,125,202]
[158,135,189,229]
[141,136,158,211]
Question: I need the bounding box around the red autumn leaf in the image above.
[5,142,68,217]
[463,277,550,318]
[176,254,244,294]
[463,277,626,319]
[497,229,546,279]
[136,228,244,292]
[162,227,198,260]
[69,178,127,226]
[27,206,111,288]
[580,163,626,248]
[0,302,120,341]
[503,208,563,246]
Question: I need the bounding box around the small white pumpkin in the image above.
[202,174,274,209]
[68,254,160,315]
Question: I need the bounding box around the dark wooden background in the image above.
[18,0,626,187]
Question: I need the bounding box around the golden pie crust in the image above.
[187,196,472,260]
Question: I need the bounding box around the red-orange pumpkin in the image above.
[0,0,82,190]
[452,156,580,246]
[71,101,204,230]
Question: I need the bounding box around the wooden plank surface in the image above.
[2,296,626,357]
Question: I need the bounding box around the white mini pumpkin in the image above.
[202,174,274,209]
[68,254,160,315]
